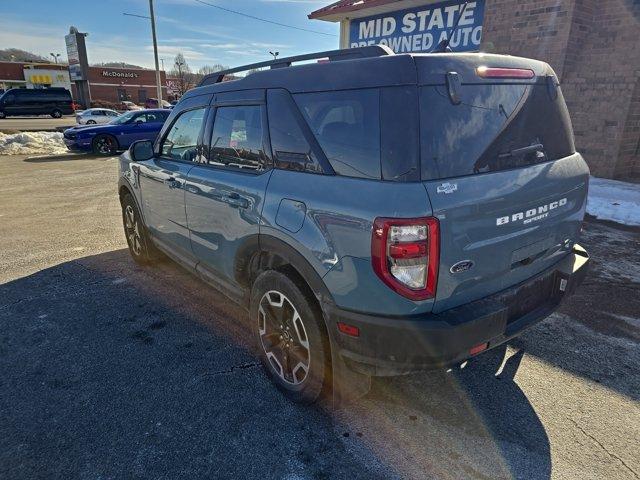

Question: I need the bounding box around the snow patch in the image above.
[0,131,68,156]
[587,176,640,226]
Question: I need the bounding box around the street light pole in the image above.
[50,53,61,64]
[148,0,163,104]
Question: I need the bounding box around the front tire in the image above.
[251,271,329,404]
[121,193,162,265]
[86,119,96,124]
[92,134,118,156]
[51,109,62,118]
[0,110,6,119]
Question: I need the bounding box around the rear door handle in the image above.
[224,192,249,209]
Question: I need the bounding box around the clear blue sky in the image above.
[0,0,338,70]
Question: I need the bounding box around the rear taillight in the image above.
[371,217,439,301]
[476,66,535,79]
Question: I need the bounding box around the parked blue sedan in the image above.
[63,109,170,156]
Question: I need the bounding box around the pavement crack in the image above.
[196,362,261,380]
[568,418,639,479]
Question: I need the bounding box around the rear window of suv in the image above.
[420,82,576,180]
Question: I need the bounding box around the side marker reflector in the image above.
[469,342,488,356]
[337,322,360,337]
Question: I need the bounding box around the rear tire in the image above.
[92,134,118,156]
[86,119,96,124]
[251,270,329,404]
[51,109,62,118]
[121,193,162,265]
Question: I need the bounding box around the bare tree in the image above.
[169,53,196,96]
[197,64,227,76]
[192,64,229,84]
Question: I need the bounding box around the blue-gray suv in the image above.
[118,46,590,405]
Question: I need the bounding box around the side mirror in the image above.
[130,140,154,162]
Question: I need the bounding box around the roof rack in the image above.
[198,45,394,86]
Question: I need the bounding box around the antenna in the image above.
[435,1,469,53]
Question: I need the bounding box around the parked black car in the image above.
[0,88,74,118]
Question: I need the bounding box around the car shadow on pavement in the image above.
[23,153,115,162]
[339,346,551,480]
[508,222,640,404]
[0,249,551,480]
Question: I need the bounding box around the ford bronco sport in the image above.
[118,46,590,405]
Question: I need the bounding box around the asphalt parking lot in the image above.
[0,116,75,132]
[1,153,639,480]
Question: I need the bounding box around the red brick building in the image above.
[310,0,640,180]
[72,66,168,105]
[0,61,170,107]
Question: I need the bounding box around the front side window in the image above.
[206,105,267,171]
[294,89,381,179]
[111,111,136,125]
[138,111,167,123]
[161,108,206,161]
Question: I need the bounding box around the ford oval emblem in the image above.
[450,260,474,274]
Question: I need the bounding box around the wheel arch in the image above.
[236,234,334,310]
[118,178,147,226]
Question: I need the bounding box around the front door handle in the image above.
[163,177,182,188]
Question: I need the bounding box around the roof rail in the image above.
[198,45,394,86]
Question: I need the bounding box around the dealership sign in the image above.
[65,33,83,81]
[349,0,485,53]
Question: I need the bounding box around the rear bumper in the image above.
[323,244,589,376]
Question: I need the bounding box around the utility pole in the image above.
[148,0,163,104]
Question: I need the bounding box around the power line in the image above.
[193,0,337,37]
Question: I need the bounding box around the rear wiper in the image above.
[498,143,544,159]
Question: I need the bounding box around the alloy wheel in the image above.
[96,137,113,155]
[258,290,311,385]
[124,204,142,256]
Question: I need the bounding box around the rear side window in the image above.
[207,105,268,172]
[420,83,576,180]
[380,86,419,182]
[294,89,381,180]
[267,89,323,174]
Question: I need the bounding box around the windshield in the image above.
[109,111,136,125]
